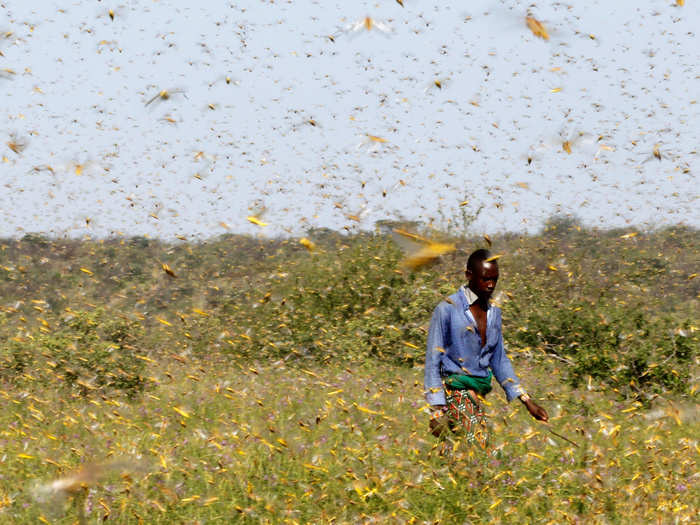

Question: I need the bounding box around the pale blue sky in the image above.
[1,0,698,239]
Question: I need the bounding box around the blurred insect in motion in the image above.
[247,216,268,227]
[145,88,187,107]
[525,15,549,40]
[32,458,146,523]
[58,160,102,176]
[424,78,450,93]
[357,134,391,154]
[72,162,88,175]
[557,130,594,155]
[160,113,180,125]
[208,74,240,88]
[548,131,612,161]
[28,164,56,175]
[247,202,268,227]
[349,16,392,34]
[522,140,550,165]
[287,113,321,133]
[7,133,28,155]
[331,16,393,40]
[0,31,14,58]
[162,263,177,278]
[96,39,120,53]
[641,143,668,163]
[191,150,216,179]
[194,150,216,167]
[390,228,456,270]
[592,140,615,160]
[365,134,387,144]
[299,237,316,252]
[344,202,375,224]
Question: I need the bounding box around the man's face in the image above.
[466,261,499,300]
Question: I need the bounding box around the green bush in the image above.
[38,309,147,397]
[0,225,696,401]
[0,338,34,378]
[506,295,696,400]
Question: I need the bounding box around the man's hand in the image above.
[429,405,448,437]
[521,397,548,421]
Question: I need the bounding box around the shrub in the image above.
[38,309,147,397]
[505,295,696,400]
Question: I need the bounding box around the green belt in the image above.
[444,370,493,396]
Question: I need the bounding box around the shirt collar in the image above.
[459,285,485,308]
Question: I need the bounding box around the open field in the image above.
[0,223,698,523]
[2,358,698,524]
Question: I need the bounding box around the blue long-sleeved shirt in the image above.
[424,286,526,405]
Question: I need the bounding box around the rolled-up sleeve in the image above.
[424,303,449,406]
[489,328,524,402]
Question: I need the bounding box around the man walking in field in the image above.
[424,249,548,450]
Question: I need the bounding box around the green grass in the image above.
[0,223,697,523]
[1,359,697,523]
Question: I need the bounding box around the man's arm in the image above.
[489,327,523,402]
[424,303,449,407]
[518,392,548,421]
[489,318,548,421]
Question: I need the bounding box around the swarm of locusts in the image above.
[0,224,696,523]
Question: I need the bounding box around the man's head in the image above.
[465,249,499,301]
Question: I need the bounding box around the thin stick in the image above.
[542,422,580,448]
